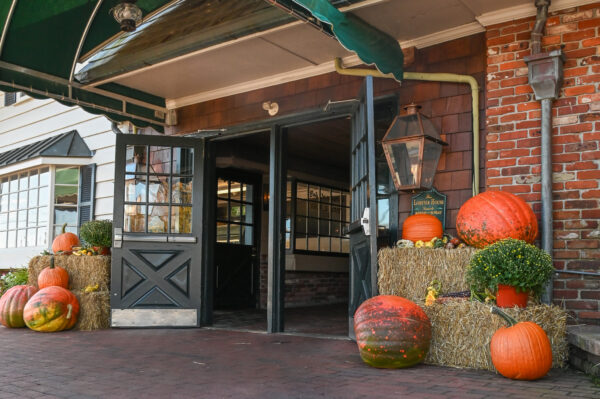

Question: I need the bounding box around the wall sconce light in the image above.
[262,101,279,116]
[263,185,270,211]
[112,0,143,32]
[382,103,447,192]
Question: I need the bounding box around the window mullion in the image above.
[47,165,55,249]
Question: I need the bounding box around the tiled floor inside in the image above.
[212,303,348,336]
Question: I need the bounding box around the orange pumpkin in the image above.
[38,256,69,290]
[23,286,79,332]
[456,191,538,248]
[51,223,79,254]
[490,307,552,380]
[402,214,443,242]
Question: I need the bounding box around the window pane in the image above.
[8,211,16,230]
[124,205,146,233]
[308,201,318,218]
[126,145,147,174]
[7,230,16,248]
[148,175,169,203]
[9,193,17,210]
[297,183,308,199]
[172,176,192,204]
[0,213,7,230]
[331,190,341,205]
[341,238,350,253]
[19,173,28,190]
[332,222,342,237]
[171,206,192,234]
[230,203,245,223]
[285,232,291,249]
[0,195,7,212]
[17,210,27,229]
[331,238,341,253]
[320,187,331,203]
[241,225,253,246]
[148,205,168,233]
[54,185,78,205]
[18,191,27,208]
[54,206,77,226]
[29,171,38,187]
[307,235,318,251]
[38,206,48,224]
[230,182,242,201]
[28,208,37,227]
[319,237,330,252]
[296,199,307,216]
[125,175,147,203]
[295,216,307,234]
[0,178,8,194]
[0,231,5,248]
[307,218,318,235]
[38,186,49,206]
[331,206,341,221]
[27,228,36,246]
[308,185,319,201]
[320,203,330,219]
[217,179,228,199]
[149,146,171,174]
[173,147,194,175]
[295,233,306,250]
[319,220,329,236]
[37,228,47,246]
[9,176,18,192]
[216,222,228,242]
[55,167,79,185]
[28,188,38,207]
[216,199,228,221]
[39,168,49,186]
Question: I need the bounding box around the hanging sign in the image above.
[411,188,447,229]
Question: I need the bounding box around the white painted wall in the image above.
[0,93,116,267]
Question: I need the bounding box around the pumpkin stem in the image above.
[50,255,55,269]
[61,223,67,234]
[66,304,73,320]
[490,306,518,326]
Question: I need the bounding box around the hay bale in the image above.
[28,255,110,291]
[73,290,110,331]
[421,300,568,370]
[378,247,477,301]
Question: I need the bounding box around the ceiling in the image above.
[78,0,551,109]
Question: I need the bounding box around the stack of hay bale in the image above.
[378,247,568,371]
[28,255,110,331]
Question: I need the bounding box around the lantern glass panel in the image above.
[421,140,443,189]
[385,139,422,188]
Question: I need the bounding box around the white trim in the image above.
[0,157,91,178]
[476,0,599,26]
[401,22,484,49]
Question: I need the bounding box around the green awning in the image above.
[0,1,173,131]
[284,0,404,81]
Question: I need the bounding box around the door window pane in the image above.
[230,182,242,201]
[241,225,253,246]
[216,222,228,242]
[126,145,147,174]
[125,175,147,203]
[148,175,169,203]
[149,146,171,174]
[124,205,146,233]
[173,147,194,175]
[148,205,169,233]
[172,176,192,204]
[171,206,192,234]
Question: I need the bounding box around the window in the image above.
[286,181,350,255]
[0,168,50,248]
[216,178,254,245]
[53,167,79,237]
[3,92,17,107]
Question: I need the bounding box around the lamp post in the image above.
[382,104,447,192]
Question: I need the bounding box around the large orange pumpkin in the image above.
[402,214,443,242]
[51,223,79,254]
[456,191,538,248]
[490,307,552,380]
[354,295,431,368]
[0,285,37,328]
[23,286,79,332]
[38,256,69,290]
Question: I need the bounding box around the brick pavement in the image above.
[0,327,598,399]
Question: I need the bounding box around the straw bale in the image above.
[28,255,110,291]
[378,247,477,301]
[73,290,110,331]
[420,300,568,370]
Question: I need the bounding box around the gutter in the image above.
[334,58,480,196]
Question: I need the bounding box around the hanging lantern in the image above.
[382,104,447,192]
[112,0,143,32]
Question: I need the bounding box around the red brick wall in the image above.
[486,4,600,323]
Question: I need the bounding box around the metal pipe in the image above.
[334,57,480,196]
[540,97,553,303]
[532,0,551,54]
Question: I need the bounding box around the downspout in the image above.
[334,58,480,196]
[524,0,564,304]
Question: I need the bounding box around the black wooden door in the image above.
[348,76,378,338]
[214,172,259,309]
[111,134,204,327]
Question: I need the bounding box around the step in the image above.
[567,325,600,377]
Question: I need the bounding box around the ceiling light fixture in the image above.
[111,0,143,32]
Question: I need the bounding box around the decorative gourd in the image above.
[402,214,443,243]
[456,191,538,248]
[38,256,69,290]
[51,223,79,254]
[23,286,79,332]
[354,295,431,368]
[0,285,37,328]
[490,307,552,380]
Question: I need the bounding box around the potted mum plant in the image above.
[79,220,113,255]
[466,238,554,308]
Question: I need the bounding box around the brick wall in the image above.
[486,3,600,324]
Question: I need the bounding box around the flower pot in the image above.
[496,284,528,308]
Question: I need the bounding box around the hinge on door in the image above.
[361,208,370,236]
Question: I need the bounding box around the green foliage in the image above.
[0,268,29,296]
[466,238,554,297]
[79,219,113,248]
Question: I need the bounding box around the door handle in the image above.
[361,207,370,236]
